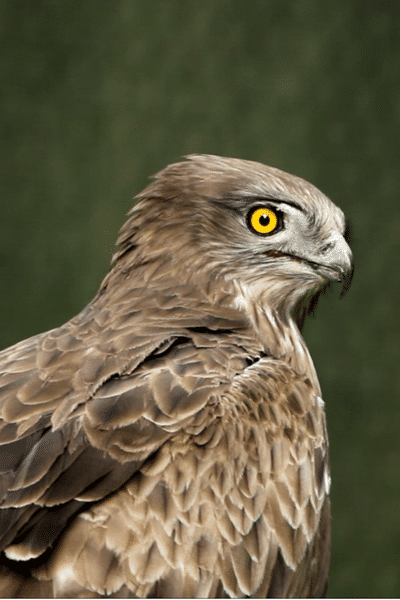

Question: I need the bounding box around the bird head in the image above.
[110,154,353,326]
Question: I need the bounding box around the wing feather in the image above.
[0,298,329,597]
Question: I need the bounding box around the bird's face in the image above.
[117,155,353,317]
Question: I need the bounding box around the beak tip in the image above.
[340,263,354,298]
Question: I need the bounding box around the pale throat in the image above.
[231,279,321,392]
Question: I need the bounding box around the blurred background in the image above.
[0,1,399,596]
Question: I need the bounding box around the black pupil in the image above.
[259,213,270,226]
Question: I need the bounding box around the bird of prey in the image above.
[0,155,352,598]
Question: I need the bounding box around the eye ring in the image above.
[247,206,280,235]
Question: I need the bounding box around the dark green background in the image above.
[1,1,399,596]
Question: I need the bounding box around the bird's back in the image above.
[0,308,330,597]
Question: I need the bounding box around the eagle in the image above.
[0,155,352,598]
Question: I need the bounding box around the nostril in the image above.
[321,242,334,253]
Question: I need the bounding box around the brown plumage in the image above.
[0,155,352,598]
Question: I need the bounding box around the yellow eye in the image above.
[248,207,279,235]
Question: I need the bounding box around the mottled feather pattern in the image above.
[0,155,352,597]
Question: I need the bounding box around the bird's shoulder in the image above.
[0,300,250,552]
[34,349,330,597]
[0,296,330,597]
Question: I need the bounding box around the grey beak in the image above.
[321,233,354,297]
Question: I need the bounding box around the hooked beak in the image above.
[339,261,354,297]
[310,233,354,297]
